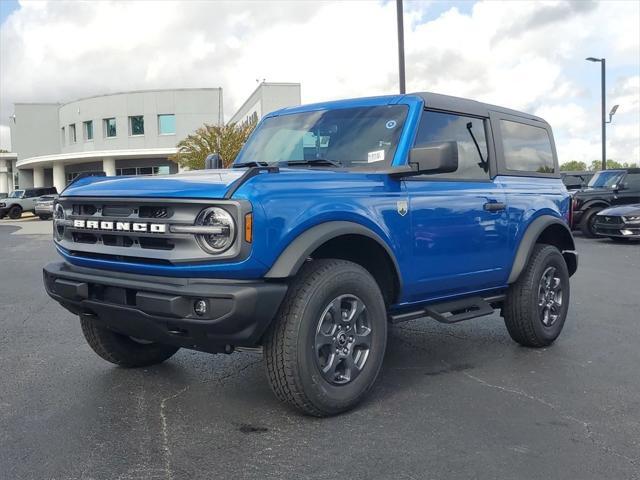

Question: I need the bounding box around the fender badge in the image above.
[397,200,408,216]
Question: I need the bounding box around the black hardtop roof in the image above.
[412,91,547,124]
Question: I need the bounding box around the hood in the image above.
[598,204,640,216]
[61,169,246,199]
[573,187,612,197]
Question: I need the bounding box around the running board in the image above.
[389,295,501,325]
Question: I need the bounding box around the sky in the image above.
[0,0,638,165]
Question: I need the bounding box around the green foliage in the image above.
[170,119,257,170]
[560,160,587,172]
[0,149,9,153]
[588,159,640,171]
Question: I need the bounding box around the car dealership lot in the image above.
[0,224,638,480]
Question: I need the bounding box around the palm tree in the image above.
[171,120,257,170]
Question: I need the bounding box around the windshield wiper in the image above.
[284,158,342,167]
[232,161,270,168]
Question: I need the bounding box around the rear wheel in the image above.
[38,214,51,220]
[503,244,570,348]
[8,205,22,220]
[80,316,179,367]
[579,207,603,238]
[264,259,387,416]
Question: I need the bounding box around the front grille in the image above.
[597,215,622,225]
[55,197,248,265]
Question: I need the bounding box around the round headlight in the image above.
[53,203,65,241]
[194,207,236,254]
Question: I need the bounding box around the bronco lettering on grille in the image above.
[72,219,166,233]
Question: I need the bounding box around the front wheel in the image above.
[8,205,22,220]
[579,207,603,238]
[80,316,179,367]
[503,244,570,348]
[264,259,387,417]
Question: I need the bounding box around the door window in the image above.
[413,111,489,179]
[624,173,640,189]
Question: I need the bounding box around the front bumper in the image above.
[43,262,288,353]
[0,206,10,216]
[594,220,640,239]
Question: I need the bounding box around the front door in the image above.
[403,110,510,303]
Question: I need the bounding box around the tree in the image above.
[588,159,639,171]
[0,149,9,153]
[170,119,257,170]
[560,160,587,171]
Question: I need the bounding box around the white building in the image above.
[8,83,300,193]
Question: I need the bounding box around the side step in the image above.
[389,295,501,325]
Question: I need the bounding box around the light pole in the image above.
[585,57,607,170]
[396,0,406,94]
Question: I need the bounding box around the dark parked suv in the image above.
[573,168,640,237]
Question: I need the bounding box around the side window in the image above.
[500,120,555,173]
[624,173,640,189]
[413,110,489,180]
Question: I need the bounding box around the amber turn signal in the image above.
[245,213,253,243]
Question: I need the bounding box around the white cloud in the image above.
[0,0,638,163]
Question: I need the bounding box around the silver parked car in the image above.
[35,194,59,220]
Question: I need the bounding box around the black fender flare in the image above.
[264,220,402,286]
[508,216,577,284]
[579,199,610,213]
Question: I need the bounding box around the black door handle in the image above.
[484,202,506,212]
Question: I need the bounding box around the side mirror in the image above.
[407,141,458,175]
[205,153,222,169]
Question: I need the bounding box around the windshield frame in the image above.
[587,170,625,189]
[233,97,424,170]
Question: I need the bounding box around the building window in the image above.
[116,165,172,176]
[83,121,93,141]
[104,118,117,138]
[158,114,176,135]
[61,127,65,145]
[129,116,144,136]
[69,124,77,143]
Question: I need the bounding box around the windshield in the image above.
[587,171,624,188]
[8,190,24,199]
[234,105,408,168]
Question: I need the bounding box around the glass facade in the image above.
[104,118,117,137]
[83,121,93,141]
[129,116,144,136]
[158,114,176,135]
[116,165,171,176]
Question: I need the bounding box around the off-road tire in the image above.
[503,244,570,348]
[580,207,603,238]
[264,259,387,417]
[8,205,22,220]
[80,316,179,367]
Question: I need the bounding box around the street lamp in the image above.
[396,0,406,94]
[585,57,607,170]
[606,104,619,124]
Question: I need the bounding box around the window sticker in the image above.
[367,150,385,163]
[385,120,397,129]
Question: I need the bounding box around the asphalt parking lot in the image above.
[0,220,638,480]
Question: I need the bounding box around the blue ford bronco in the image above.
[44,92,577,416]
